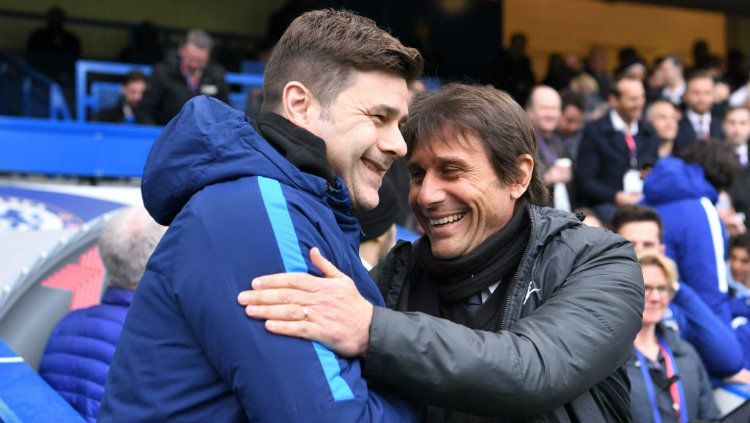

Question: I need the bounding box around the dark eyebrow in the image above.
[370,104,409,125]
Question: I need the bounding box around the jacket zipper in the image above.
[500,204,536,330]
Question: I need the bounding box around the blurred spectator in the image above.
[38,207,166,423]
[657,55,685,107]
[542,52,579,92]
[629,252,720,423]
[575,74,658,223]
[136,29,228,126]
[724,107,750,220]
[729,71,750,108]
[691,39,712,72]
[674,72,723,155]
[729,235,750,289]
[614,205,750,383]
[616,47,647,82]
[118,21,163,65]
[643,140,741,325]
[93,71,148,124]
[584,46,612,101]
[487,32,535,105]
[353,180,398,271]
[556,91,586,161]
[568,73,607,121]
[646,99,679,158]
[26,6,81,86]
[526,85,572,210]
[727,49,748,91]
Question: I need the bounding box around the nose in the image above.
[411,171,445,211]
[380,124,407,159]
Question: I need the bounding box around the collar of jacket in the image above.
[101,287,135,307]
[257,112,337,186]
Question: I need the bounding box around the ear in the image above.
[281,81,315,127]
[510,154,534,200]
[659,244,666,255]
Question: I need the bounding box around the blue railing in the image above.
[75,60,264,122]
[0,50,72,120]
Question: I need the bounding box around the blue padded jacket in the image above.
[99,97,416,422]
[39,287,133,423]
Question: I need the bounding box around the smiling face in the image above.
[408,132,526,259]
[306,70,409,210]
[641,264,672,326]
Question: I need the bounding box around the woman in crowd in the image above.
[629,252,720,423]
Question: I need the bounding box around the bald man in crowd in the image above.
[526,85,573,210]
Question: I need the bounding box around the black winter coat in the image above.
[365,205,645,422]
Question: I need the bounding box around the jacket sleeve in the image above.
[663,203,734,325]
[575,126,618,204]
[363,231,643,417]
[173,194,417,422]
[670,284,744,378]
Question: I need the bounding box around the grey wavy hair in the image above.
[98,206,166,290]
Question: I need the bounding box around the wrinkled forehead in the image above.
[407,124,487,161]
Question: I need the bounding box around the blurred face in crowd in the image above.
[648,102,679,142]
[305,70,409,210]
[723,108,750,147]
[730,246,750,285]
[611,78,646,124]
[641,264,673,326]
[179,42,210,76]
[408,131,532,259]
[122,80,147,108]
[617,221,665,256]
[526,86,561,136]
[557,104,584,137]
[684,77,715,115]
[657,58,682,86]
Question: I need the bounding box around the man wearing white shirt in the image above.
[658,55,686,106]
[675,72,723,154]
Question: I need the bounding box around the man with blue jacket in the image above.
[100,9,423,422]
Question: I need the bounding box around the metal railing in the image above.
[0,50,72,120]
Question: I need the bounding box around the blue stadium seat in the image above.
[90,82,123,113]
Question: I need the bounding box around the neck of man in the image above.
[634,323,660,361]
[359,240,384,271]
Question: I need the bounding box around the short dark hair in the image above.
[612,204,663,241]
[402,83,548,205]
[261,9,423,114]
[660,54,683,69]
[724,106,750,122]
[122,70,147,86]
[730,234,750,253]
[609,74,643,99]
[561,91,585,112]
[686,70,714,85]
[678,139,741,191]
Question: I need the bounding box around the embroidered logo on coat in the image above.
[523,280,541,305]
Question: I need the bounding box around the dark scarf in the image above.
[257,112,336,185]
[409,203,531,330]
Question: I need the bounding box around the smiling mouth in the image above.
[429,213,466,227]
[362,158,388,176]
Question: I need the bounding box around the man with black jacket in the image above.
[240,84,644,422]
[136,29,228,125]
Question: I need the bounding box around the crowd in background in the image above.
[11,4,750,422]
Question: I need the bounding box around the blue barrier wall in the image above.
[0,116,160,177]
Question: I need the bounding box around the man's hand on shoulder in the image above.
[237,248,373,357]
